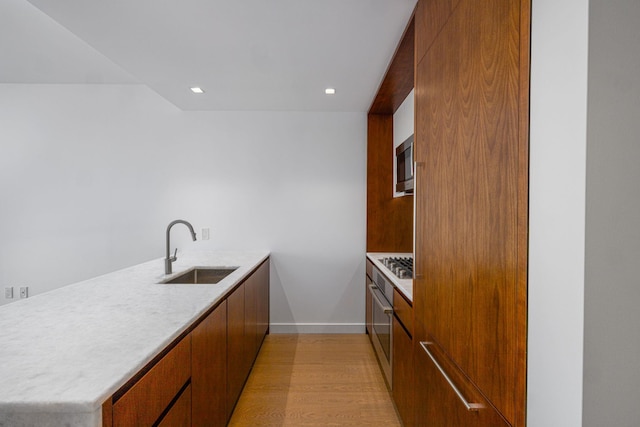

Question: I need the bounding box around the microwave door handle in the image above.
[369,285,393,314]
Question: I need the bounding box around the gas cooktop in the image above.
[380,256,413,279]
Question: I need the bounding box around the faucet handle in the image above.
[171,247,178,261]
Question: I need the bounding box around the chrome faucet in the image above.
[165,219,197,274]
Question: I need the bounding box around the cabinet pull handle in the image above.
[369,285,393,314]
[419,341,484,411]
[413,161,423,280]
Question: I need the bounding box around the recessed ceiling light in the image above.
[190,87,205,94]
[325,88,336,95]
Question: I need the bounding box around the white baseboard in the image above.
[269,323,365,334]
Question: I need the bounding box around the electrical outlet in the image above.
[4,287,13,299]
[202,228,210,240]
[19,287,28,299]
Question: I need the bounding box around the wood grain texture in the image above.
[414,0,461,64]
[101,396,113,427]
[157,384,191,427]
[228,334,401,427]
[227,283,246,420]
[392,317,415,427]
[369,17,415,115]
[514,2,531,427]
[366,114,413,253]
[393,288,413,336]
[256,261,270,348]
[413,0,529,424]
[191,301,227,427]
[244,271,259,372]
[112,336,191,426]
[414,342,510,426]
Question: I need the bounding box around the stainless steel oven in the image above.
[368,267,394,387]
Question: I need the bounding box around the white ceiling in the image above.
[2,0,417,112]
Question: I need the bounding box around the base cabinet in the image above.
[157,384,191,427]
[103,258,270,427]
[392,289,414,426]
[226,259,270,421]
[414,341,510,426]
[226,280,246,419]
[192,301,227,426]
[112,337,191,426]
[392,316,414,427]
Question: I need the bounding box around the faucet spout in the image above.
[165,219,197,275]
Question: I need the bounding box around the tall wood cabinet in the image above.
[412,0,530,426]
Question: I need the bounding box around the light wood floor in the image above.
[228,334,402,427]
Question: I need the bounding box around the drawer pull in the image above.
[419,341,484,411]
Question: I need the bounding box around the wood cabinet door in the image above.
[157,384,191,427]
[112,337,191,426]
[392,316,414,427]
[413,0,529,425]
[414,341,510,427]
[192,301,227,427]
[226,282,245,419]
[256,260,270,348]
[244,271,258,372]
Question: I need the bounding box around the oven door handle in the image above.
[369,284,393,314]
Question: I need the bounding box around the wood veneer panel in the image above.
[414,342,510,426]
[226,283,246,419]
[157,384,191,427]
[369,18,415,115]
[414,0,461,64]
[256,261,270,348]
[413,0,528,424]
[514,2,531,427]
[366,114,413,253]
[244,271,258,371]
[112,336,191,426]
[393,317,415,427]
[192,301,227,426]
[101,397,113,427]
[393,288,413,336]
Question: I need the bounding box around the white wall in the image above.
[0,84,367,333]
[528,0,589,425]
[583,1,640,425]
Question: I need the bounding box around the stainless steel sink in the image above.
[161,267,238,284]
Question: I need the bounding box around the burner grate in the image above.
[381,257,413,279]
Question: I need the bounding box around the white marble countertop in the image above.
[0,250,269,427]
[366,252,413,302]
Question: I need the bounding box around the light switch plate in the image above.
[202,228,210,240]
[4,287,13,299]
[19,287,28,298]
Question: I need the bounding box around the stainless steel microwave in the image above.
[395,134,414,193]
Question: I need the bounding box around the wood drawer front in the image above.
[366,259,373,278]
[113,336,191,426]
[393,289,413,336]
[157,384,191,427]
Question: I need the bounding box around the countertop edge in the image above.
[0,250,270,418]
[366,252,413,302]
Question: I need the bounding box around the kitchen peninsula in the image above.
[0,250,269,426]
